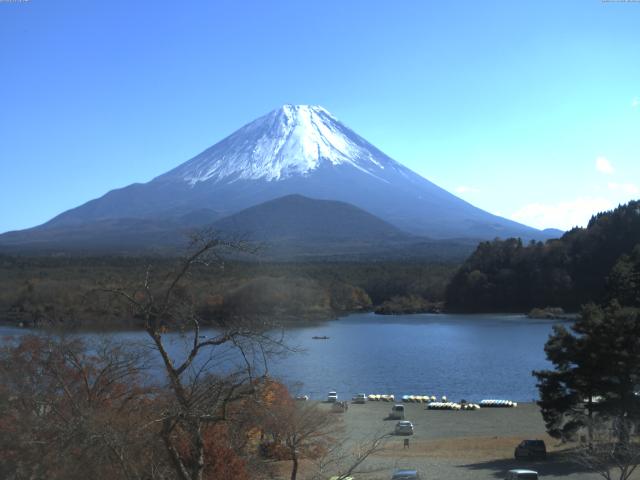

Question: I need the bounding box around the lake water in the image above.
[0,312,563,402]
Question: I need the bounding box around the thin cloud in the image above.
[608,182,639,195]
[632,97,640,108]
[511,197,614,231]
[595,156,614,174]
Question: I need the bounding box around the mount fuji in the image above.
[0,105,556,254]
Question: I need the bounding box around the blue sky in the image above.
[1,0,639,233]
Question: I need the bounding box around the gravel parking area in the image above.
[307,401,619,480]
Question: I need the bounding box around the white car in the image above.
[506,470,538,480]
[394,420,414,435]
[352,393,367,404]
[327,391,338,402]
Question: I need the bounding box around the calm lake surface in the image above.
[0,313,563,402]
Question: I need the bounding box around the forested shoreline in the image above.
[445,200,640,312]
[0,255,456,328]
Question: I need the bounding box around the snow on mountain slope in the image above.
[160,104,399,185]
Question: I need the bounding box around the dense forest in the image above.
[0,255,456,328]
[445,200,640,312]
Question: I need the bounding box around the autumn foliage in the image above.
[0,335,338,480]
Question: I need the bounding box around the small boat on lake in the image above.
[312,336,330,340]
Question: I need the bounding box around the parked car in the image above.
[514,439,547,459]
[327,391,338,402]
[352,393,367,404]
[391,469,421,479]
[394,420,414,435]
[390,403,405,419]
[505,469,538,480]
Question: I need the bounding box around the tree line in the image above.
[0,254,456,328]
[445,200,640,312]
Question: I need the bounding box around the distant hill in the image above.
[212,194,478,260]
[213,194,407,243]
[445,200,640,312]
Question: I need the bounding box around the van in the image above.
[505,469,538,480]
[390,404,405,419]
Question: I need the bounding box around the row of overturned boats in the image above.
[363,394,517,410]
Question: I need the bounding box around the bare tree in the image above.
[103,232,287,480]
[573,418,640,480]
[309,430,391,480]
[258,399,338,480]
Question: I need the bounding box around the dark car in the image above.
[514,439,547,459]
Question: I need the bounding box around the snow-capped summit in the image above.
[160,104,398,185]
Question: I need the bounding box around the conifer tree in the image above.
[534,303,640,442]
